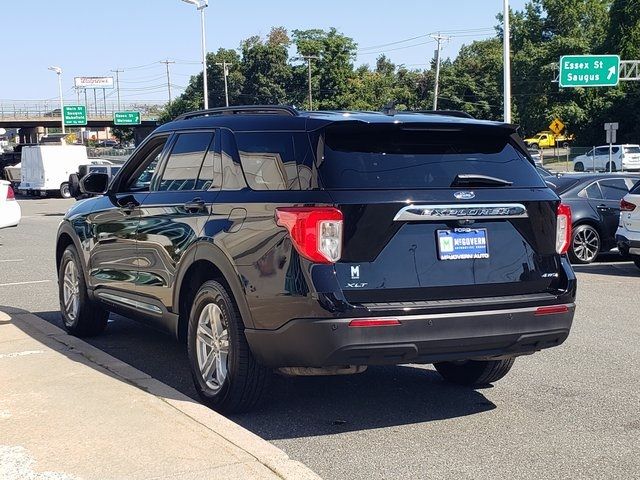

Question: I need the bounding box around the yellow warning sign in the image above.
[549,118,565,135]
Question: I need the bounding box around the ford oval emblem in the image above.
[454,191,476,200]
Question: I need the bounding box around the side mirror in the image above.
[80,172,110,195]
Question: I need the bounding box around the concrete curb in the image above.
[5,308,321,480]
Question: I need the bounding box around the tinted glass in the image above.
[236,132,300,190]
[630,180,640,195]
[595,147,608,155]
[127,139,167,191]
[583,182,602,199]
[599,179,629,200]
[317,125,545,190]
[157,132,213,191]
[612,147,620,154]
[624,146,640,154]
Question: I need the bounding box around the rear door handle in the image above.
[184,198,206,213]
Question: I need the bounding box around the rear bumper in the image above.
[616,233,640,255]
[245,304,575,368]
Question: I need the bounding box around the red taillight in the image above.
[535,305,569,316]
[348,318,401,327]
[275,207,343,263]
[556,203,572,255]
[620,199,636,212]
[6,185,15,201]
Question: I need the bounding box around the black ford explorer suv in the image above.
[55,106,576,412]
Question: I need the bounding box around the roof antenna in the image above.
[382,101,397,116]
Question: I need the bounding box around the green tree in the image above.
[291,28,358,109]
[239,27,292,104]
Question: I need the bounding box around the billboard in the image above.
[74,76,114,89]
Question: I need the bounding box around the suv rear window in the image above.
[316,124,544,190]
[624,146,640,154]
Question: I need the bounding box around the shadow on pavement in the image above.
[35,309,496,439]
[572,261,640,277]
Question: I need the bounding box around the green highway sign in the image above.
[559,55,620,88]
[63,105,87,125]
[113,111,141,125]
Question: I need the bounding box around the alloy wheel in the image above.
[573,227,600,263]
[195,303,229,392]
[62,260,80,322]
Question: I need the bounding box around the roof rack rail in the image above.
[413,110,475,119]
[174,105,299,121]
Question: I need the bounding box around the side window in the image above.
[124,136,168,192]
[611,147,620,154]
[595,147,608,156]
[235,132,300,191]
[583,182,602,199]
[599,179,629,201]
[156,132,214,192]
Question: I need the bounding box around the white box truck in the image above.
[19,145,89,198]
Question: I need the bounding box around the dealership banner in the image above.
[74,77,114,89]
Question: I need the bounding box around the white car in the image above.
[616,179,640,269]
[0,180,21,229]
[573,144,640,172]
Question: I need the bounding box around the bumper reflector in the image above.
[535,305,569,316]
[348,319,401,328]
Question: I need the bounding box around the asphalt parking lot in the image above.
[1,197,639,480]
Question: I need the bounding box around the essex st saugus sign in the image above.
[559,55,620,88]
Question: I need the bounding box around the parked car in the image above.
[55,106,576,412]
[572,144,640,172]
[615,180,640,269]
[0,180,20,229]
[95,140,119,148]
[547,173,640,263]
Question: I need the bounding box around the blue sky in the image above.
[2,0,527,104]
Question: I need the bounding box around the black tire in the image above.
[569,224,601,264]
[58,246,109,336]
[530,143,539,150]
[434,358,515,386]
[605,162,617,173]
[632,255,640,270]
[187,280,270,413]
[60,182,71,198]
[574,161,585,172]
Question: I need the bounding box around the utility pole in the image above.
[431,33,450,111]
[160,60,175,103]
[294,55,319,110]
[111,69,124,111]
[503,0,512,123]
[216,61,232,107]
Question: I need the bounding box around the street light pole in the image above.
[182,0,210,110]
[503,0,512,123]
[48,66,65,134]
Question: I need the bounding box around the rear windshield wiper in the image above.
[451,174,513,187]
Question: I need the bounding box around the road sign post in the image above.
[560,55,620,88]
[63,105,87,126]
[113,111,141,126]
[604,122,619,172]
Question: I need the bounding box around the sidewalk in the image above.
[0,307,320,480]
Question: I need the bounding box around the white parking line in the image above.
[0,280,50,287]
[0,350,45,359]
[0,259,23,263]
